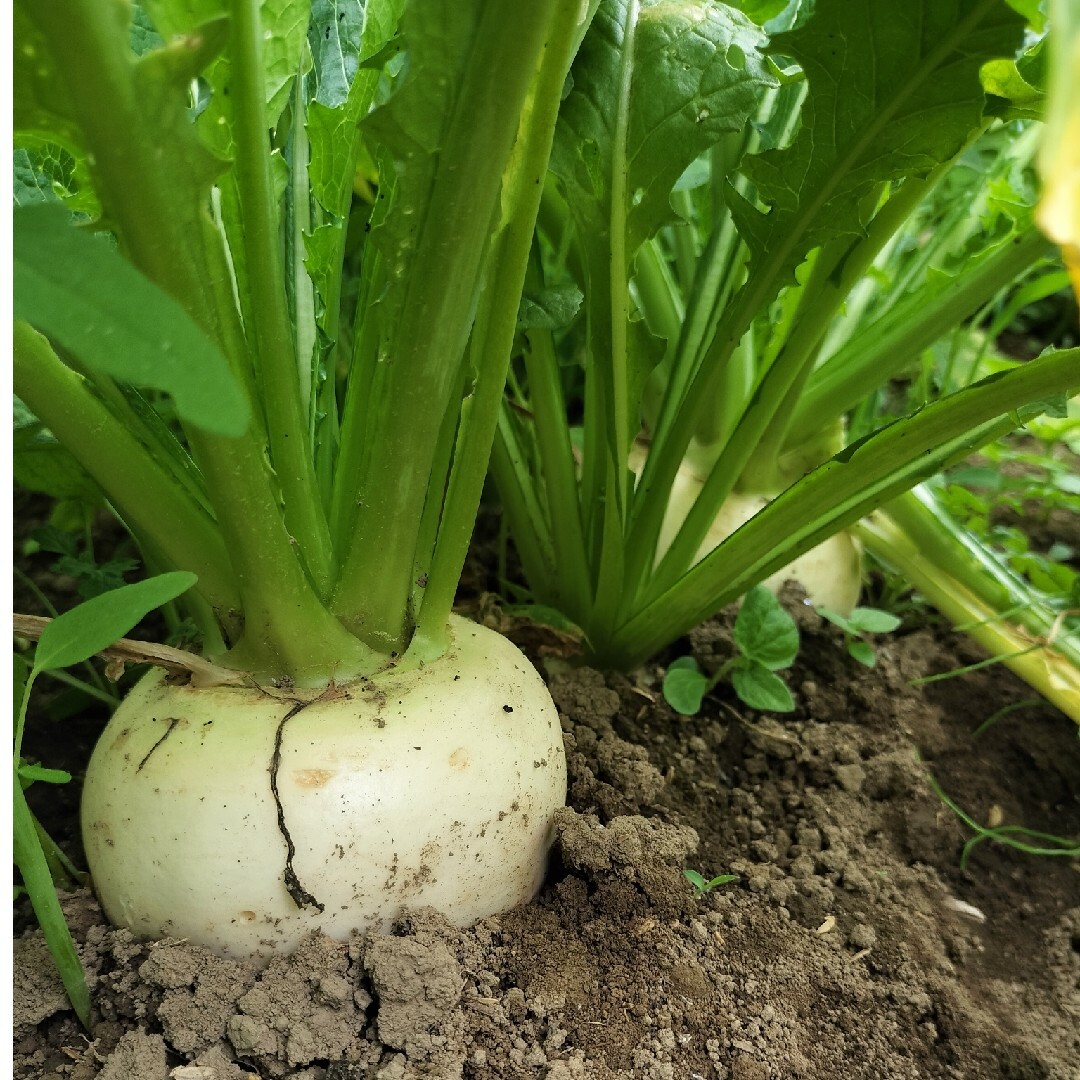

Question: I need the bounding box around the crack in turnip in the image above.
[270,700,325,912]
[136,717,180,773]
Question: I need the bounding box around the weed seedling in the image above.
[683,869,739,897]
[924,770,1079,869]
[663,586,799,715]
[14,572,197,1023]
[816,606,902,668]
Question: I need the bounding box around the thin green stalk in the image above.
[668,189,700,291]
[39,669,118,708]
[634,240,685,351]
[602,349,1079,668]
[228,0,334,594]
[32,815,86,891]
[746,172,945,485]
[14,324,241,621]
[785,229,1054,448]
[521,328,592,623]
[649,169,1019,596]
[923,771,1080,867]
[329,249,385,552]
[489,415,558,594]
[643,236,858,602]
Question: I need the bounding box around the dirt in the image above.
[13,590,1080,1080]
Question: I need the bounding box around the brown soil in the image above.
[13,592,1080,1080]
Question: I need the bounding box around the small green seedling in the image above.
[13,571,196,1026]
[683,869,739,896]
[816,606,901,668]
[663,586,800,715]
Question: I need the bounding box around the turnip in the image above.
[82,617,564,960]
[13,0,586,982]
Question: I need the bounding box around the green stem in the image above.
[602,349,1080,668]
[32,814,86,891]
[229,0,334,594]
[521,316,592,622]
[489,414,558,595]
[332,0,564,652]
[646,172,980,599]
[785,229,1054,448]
[14,324,242,622]
[855,488,1080,721]
[29,2,367,678]
[413,3,586,652]
[329,249,384,552]
[40,669,119,708]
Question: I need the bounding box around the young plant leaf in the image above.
[848,608,902,634]
[663,655,710,716]
[13,781,90,1026]
[682,868,739,894]
[683,868,707,891]
[18,763,73,787]
[847,638,878,668]
[32,572,197,674]
[733,585,800,670]
[815,606,855,634]
[13,205,250,437]
[517,285,585,331]
[731,659,795,713]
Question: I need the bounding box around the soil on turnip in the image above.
[13,536,1080,1078]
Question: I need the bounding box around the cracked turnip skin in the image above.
[82,616,566,962]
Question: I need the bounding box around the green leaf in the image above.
[13,142,99,216]
[13,3,84,153]
[14,430,102,505]
[517,285,585,331]
[663,655,709,715]
[982,51,1045,120]
[551,0,776,451]
[847,607,901,634]
[554,1,775,258]
[18,763,73,786]
[733,585,799,670]
[308,0,364,107]
[263,0,312,123]
[13,204,250,437]
[733,0,1028,289]
[129,4,165,56]
[731,660,795,712]
[729,0,790,25]
[13,782,91,1026]
[683,868,706,890]
[32,572,197,674]
[307,0,403,213]
[815,605,855,634]
[847,638,877,667]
